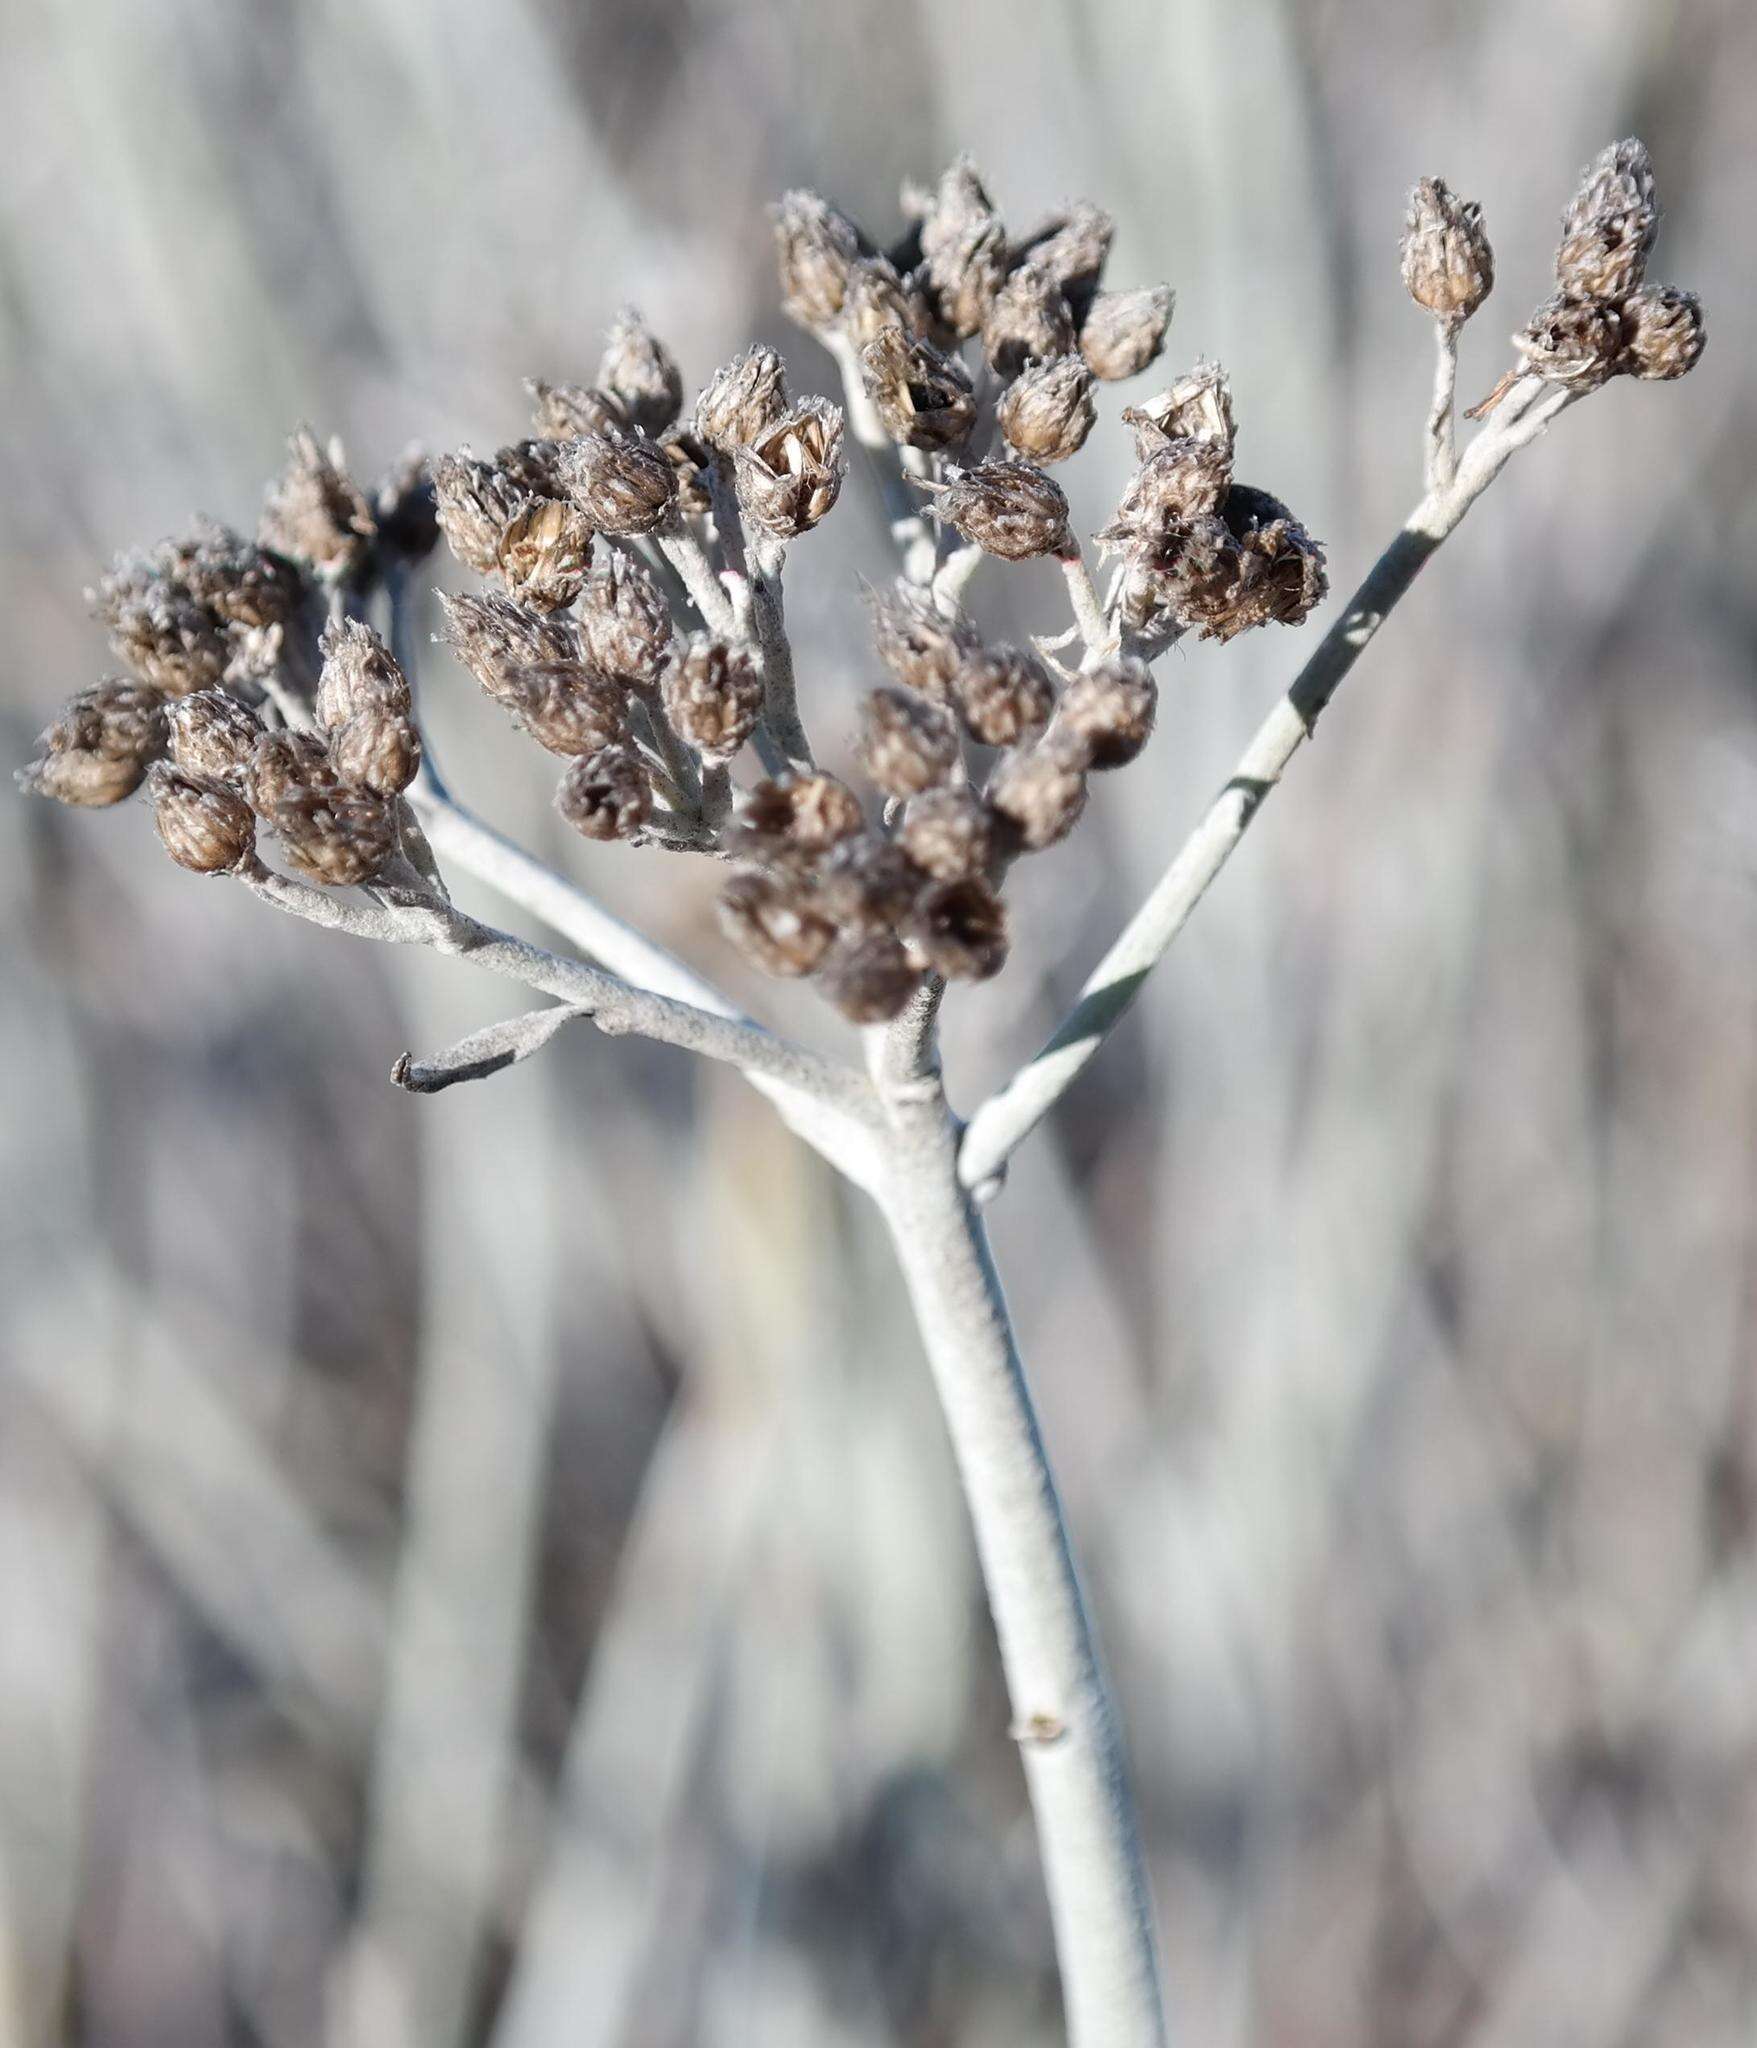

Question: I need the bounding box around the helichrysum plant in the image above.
[21,139,1704,2048]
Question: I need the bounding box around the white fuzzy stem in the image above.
[1426,320,1460,490]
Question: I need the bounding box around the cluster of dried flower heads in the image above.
[21,141,1702,1030]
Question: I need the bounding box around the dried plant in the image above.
[18,140,1705,2048]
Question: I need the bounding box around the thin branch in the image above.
[747,530,812,768]
[1426,319,1460,490]
[657,520,738,639]
[958,376,1578,1193]
[392,1004,589,1093]
[932,541,985,612]
[1059,544,1117,659]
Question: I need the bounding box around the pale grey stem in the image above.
[1426,320,1460,490]
[826,329,939,564]
[391,1003,614,1094]
[959,377,1579,1192]
[747,530,813,768]
[868,1024,1168,2048]
[658,521,738,639]
[1060,546,1118,658]
[629,687,704,814]
[932,542,985,613]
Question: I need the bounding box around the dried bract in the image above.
[1513,292,1625,390]
[1400,177,1494,326]
[717,868,834,977]
[1079,286,1175,381]
[859,685,961,798]
[1098,438,1233,554]
[814,832,922,933]
[866,580,982,702]
[259,429,376,582]
[497,498,595,612]
[988,739,1088,851]
[434,451,529,577]
[1015,201,1114,320]
[271,785,397,886]
[578,548,674,688]
[773,190,864,332]
[598,307,684,437]
[555,743,653,842]
[931,461,1070,561]
[439,591,581,710]
[558,430,678,537]
[504,663,627,757]
[1056,658,1157,769]
[695,346,789,454]
[736,773,865,858]
[906,875,1009,982]
[661,637,764,761]
[953,647,1056,748]
[858,328,977,452]
[250,728,338,811]
[316,617,412,730]
[1123,361,1236,460]
[148,763,255,874]
[1621,284,1705,381]
[1555,137,1660,302]
[18,679,166,807]
[819,930,922,1022]
[329,706,421,796]
[898,786,994,882]
[97,576,231,696]
[659,426,716,519]
[166,688,264,787]
[998,356,1097,465]
[528,379,629,442]
[982,264,1076,380]
[734,399,845,539]
[842,260,928,351]
[918,156,1008,340]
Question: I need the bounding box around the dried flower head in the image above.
[316,618,412,730]
[717,868,835,977]
[897,785,994,882]
[500,662,628,757]
[858,327,977,451]
[734,399,845,539]
[998,355,1098,465]
[695,346,789,454]
[983,264,1076,380]
[859,685,962,798]
[1512,292,1625,390]
[597,307,684,437]
[95,571,232,696]
[1123,361,1237,460]
[159,521,303,633]
[1555,138,1660,302]
[735,772,865,858]
[373,450,441,562]
[1056,658,1158,769]
[773,190,864,332]
[1098,437,1233,555]
[328,705,421,797]
[557,430,678,537]
[498,498,595,611]
[259,429,376,582]
[866,580,982,702]
[661,637,764,761]
[166,688,264,787]
[1015,201,1115,321]
[953,647,1056,749]
[918,156,1009,341]
[1620,284,1705,381]
[434,451,529,576]
[931,460,1070,561]
[658,426,717,519]
[579,547,674,689]
[814,832,923,933]
[555,743,653,842]
[147,763,255,874]
[271,786,397,886]
[249,728,338,811]
[1156,485,1328,642]
[988,738,1088,851]
[439,591,582,710]
[841,260,928,351]
[528,379,630,442]
[1079,286,1176,382]
[1400,177,1494,326]
[18,679,167,807]
[494,438,570,501]
[906,875,1010,982]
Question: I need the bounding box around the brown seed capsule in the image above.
[250,728,340,811]
[734,399,845,539]
[259,428,376,582]
[695,346,789,454]
[316,618,412,730]
[1055,658,1157,769]
[983,264,1076,380]
[495,438,571,501]
[919,156,1009,341]
[527,379,630,442]
[932,460,1070,561]
[717,868,835,978]
[1015,201,1115,321]
[859,685,961,798]
[953,647,1056,748]
[997,355,1097,465]
[271,785,398,886]
[897,786,994,882]
[1122,360,1236,459]
[497,662,627,758]
[18,679,167,808]
[328,705,421,796]
[1079,285,1176,381]
[373,450,441,562]
[1620,284,1705,381]
[147,763,256,874]
[98,580,232,696]
[597,307,684,438]
[988,739,1088,851]
[735,772,865,858]
[906,874,1009,982]
[555,743,653,842]
[498,498,595,612]
[1555,138,1660,303]
[557,430,678,537]
[819,930,922,1023]
[1154,487,1327,643]
[866,580,982,703]
[1098,437,1233,555]
[773,189,864,331]
[1512,292,1625,390]
[1400,177,1494,327]
[438,591,582,710]
[841,260,929,351]
[166,688,264,786]
[434,451,530,576]
[858,328,977,452]
[578,548,674,688]
[814,831,923,934]
[160,521,304,633]
[661,637,764,761]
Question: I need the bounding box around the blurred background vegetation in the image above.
[4,0,1756,2042]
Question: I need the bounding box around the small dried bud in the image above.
[814,832,923,934]
[866,580,982,702]
[528,379,630,442]
[773,190,864,331]
[495,439,569,501]
[1123,361,1236,460]
[735,773,865,858]
[147,763,255,874]
[734,399,845,539]
[819,931,922,1023]
[250,728,339,811]
[166,688,264,786]
[439,592,582,710]
[18,679,167,808]
[555,743,653,842]
[1098,437,1233,554]
[1555,138,1660,302]
[841,260,929,350]
[499,662,627,757]
[1512,292,1625,390]
[164,522,303,632]
[373,450,441,562]
[328,705,421,796]
[597,307,684,437]
[1620,284,1705,381]
[897,786,994,882]
[271,785,398,886]
[579,548,674,688]
[988,739,1088,851]
[953,647,1056,748]
[316,618,412,730]
[859,685,961,798]
[1055,658,1157,769]
[695,346,789,454]
[98,579,231,696]
[718,868,835,978]
[498,498,595,612]
[557,430,678,537]
[906,875,1009,982]
[434,451,530,576]
[259,429,376,582]
[1015,201,1115,320]
[1400,177,1494,327]
[661,637,764,761]
[919,157,1009,340]
[1079,285,1176,381]
[982,264,1076,380]
[858,328,977,451]
[932,461,1070,561]
[1153,486,1328,642]
[997,355,1097,464]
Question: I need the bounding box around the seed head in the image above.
[579,547,674,688]
[897,785,994,881]
[597,307,684,437]
[988,738,1088,851]
[1055,658,1157,769]
[373,450,441,562]
[866,579,982,702]
[1152,485,1328,642]
[328,705,421,796]
[660,426,717,519]
[918,156,1009,340]
[434,451,530,576]
[1555,138,1660,302]
[1512,292,1625,390]
[733,399,845,539]
[555,743,653,842]
[858,328,977,451]
[773,190,864,331]
[495,662,627,757]
[96,576,232,696]
[997,355,1097,465]
[717,868,835,977]
[439,591,582,710]
[734,772,865,859]
[1098,438,1233,555]
[316,617,412,729]
[158,521,303,632]
[859,685,961,798]
[906,875,1009,982]
[931,460,1070,561]
[495,438,570,501]
[841,260,929,351]
[695,346,790,454]
[250,728,340,811]
[815,831,923,934]
[259,429,376,582]
[498,498,595,612]
[147,763,256,874]
[1620,284,1705,381]
[661,636,764,761]
[528,379,630,442]
[271,784,398,886]
[166,688,264,787]
[1400,178,1494,327]
[1079,285,1176,381]
[18,679,167,808]
[1015,201,1115,321]
[1123,360,1236,460]
[819,930,922,1023]
[953,646,1056,748]
[982,264,1076,380]
[557,429,678,537]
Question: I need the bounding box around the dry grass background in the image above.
[3,1,1757,2043]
